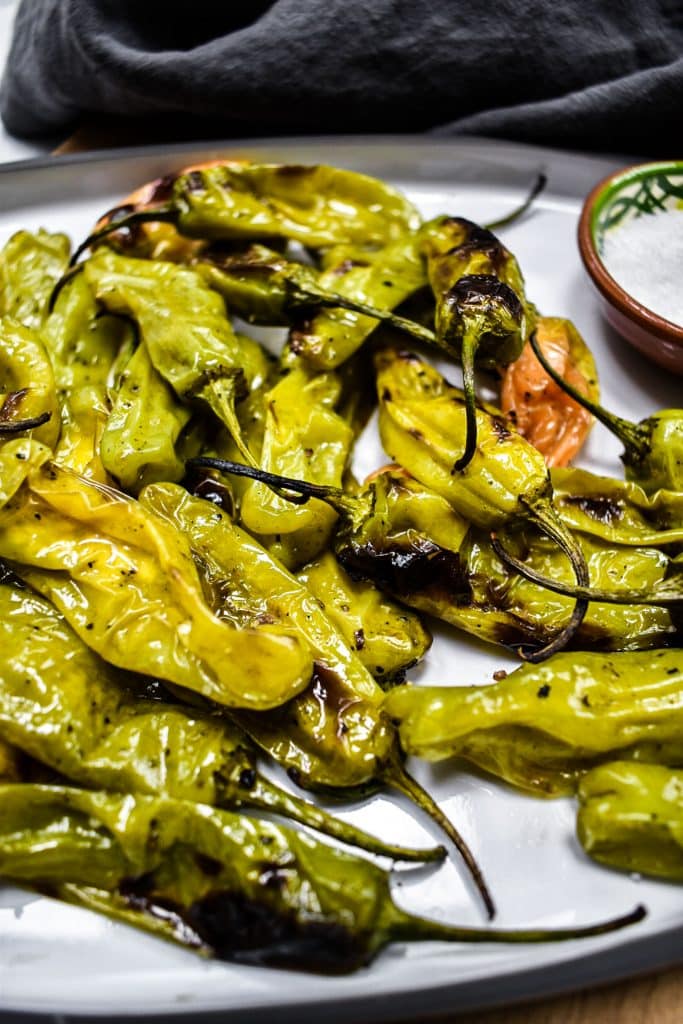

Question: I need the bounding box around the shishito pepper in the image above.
[384,649,683,797]
[237,362,355,570]
[142,481,492,914]
[99,340,194,493]
[0,578,439,862]
[578,762,683,880]
[0,784,644,972]
[420,218,530,470]
[297,551,432,684]
[0,229,70,329]
[375,347,589,660]
[529,330,683,495]
[42,271,131,480]
[79,162,420,261]
[0,317,59,447]
[0,460,311,710]
[552,467,683,547]
[500,316,599,468]
[83,249,267,467]
[199,461,681,652]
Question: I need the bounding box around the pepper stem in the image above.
[323,292,437,348]
[196,378,258,470]
[383,749,496,920]
[242,774,445,863]
[187,456,361,514]
[389,902,646,947]
[528,329,649,460]
[0,410,51,435]
[452,320,480,472]
[490,537,683,606]
[516,497,590,662]
[70,206,177,268]
[484,173,548,232]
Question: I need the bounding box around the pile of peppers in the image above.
[0,158,680,972]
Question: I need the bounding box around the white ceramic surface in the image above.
[0,138,680,1023]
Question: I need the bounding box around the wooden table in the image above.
[54,119,683,1024]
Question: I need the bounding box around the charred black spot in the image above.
[187,473,235,515]
[148,173,176,203]
[311,663,357,718]
[381,387,392,402]
[563,495,623,526]
[239,768,257,790]
[195,852,223,877]
[0,560,25,589]
[185,170,205,193]
[353,628,366,651]
[491,416,512,442]
[186,890,365,973]
[258,862,290,890]
[274,164,315,179]
[446,275,524,323]
[339,537,470,602]
[537,684,551,698]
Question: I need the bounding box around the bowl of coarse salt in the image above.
[578,160,683,374]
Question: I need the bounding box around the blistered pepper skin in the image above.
[0,463,312,710]
[578,762,683,880]
[385,649,683,796]
[170,163,420,248]
[297,551,432,684]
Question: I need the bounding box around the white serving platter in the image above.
[0,136,681,1023]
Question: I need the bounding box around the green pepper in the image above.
[145,479,495,917]
[0,578,439,862]
[200,461,680,653]
[0,229,70,329]
[578,762,683,880]
[83,249,265,467]
[42,272,131,480]
[237,362,355,570]
[0,783,644,971]
[297,551,432,684]
[552,467,683,546]
[0,318,59,447]
[375,346,589,660]
[100,340,194,493]
[529,330,683,494]
[384,649,683,797]
[0,462,312,710]
[80,163,420,260]
[420,218,530,470]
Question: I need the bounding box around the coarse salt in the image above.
[601,208,683,327]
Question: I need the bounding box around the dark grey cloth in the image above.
[2,0,682,153]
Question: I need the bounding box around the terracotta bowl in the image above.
[577,160,683,375]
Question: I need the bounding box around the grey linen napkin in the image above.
[1,0,681,152]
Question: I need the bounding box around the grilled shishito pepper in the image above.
[529,330,683,495]
[238,363,354,570]
[100,340,193,493]
[0,318,59,447]
[420,218,530,471]
[578,762,683,880]
[552,467,683,547]
[0,784,644,972]
[0,579,438,862]
[142,481,492,914]
[375,347,589,660]
[0,462,311,710]
[81,163,419,261]
[199,460,680,652]
[83,249,265,467]
[384,649,683,797]
[42,271,131,480]
[297,551,432,684]
[501,317,598,467]
[0,229,70,329]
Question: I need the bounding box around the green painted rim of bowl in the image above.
[590,160,683,251]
